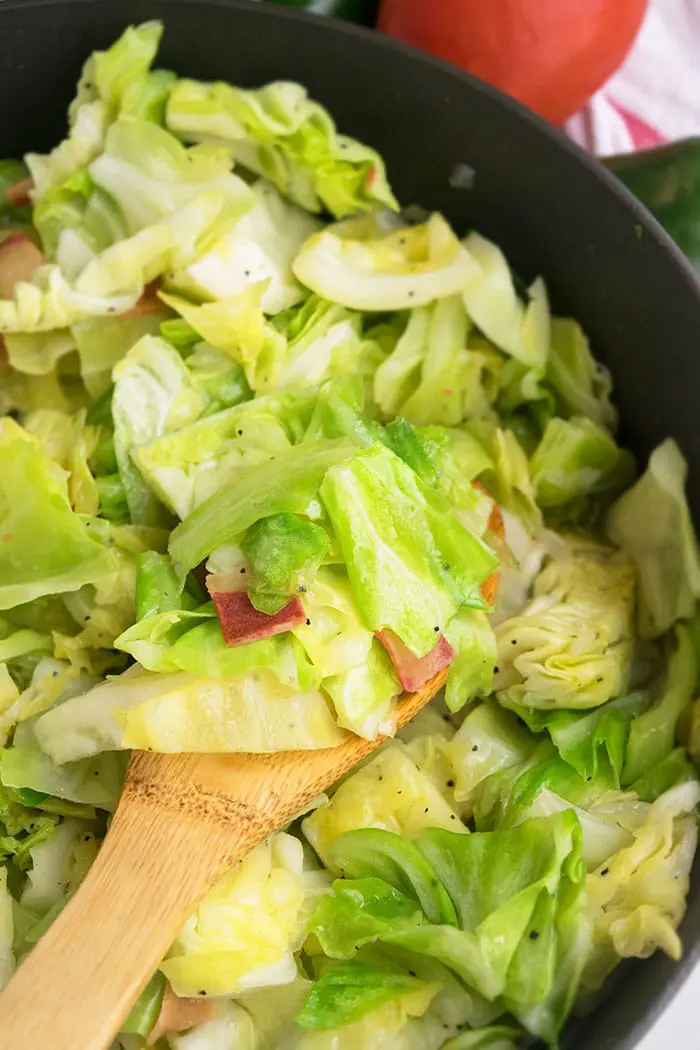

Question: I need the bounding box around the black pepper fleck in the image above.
[600,868,609,877]
[471,745,478,752]
[529,930,539,941]
[305,618,311,626]
[433,626,440,633]
[446,779,455,788]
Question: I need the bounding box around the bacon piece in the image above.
[481,498,504,606]
[471,481,504,606]
[122,280,165,319]
[121,296,165,320]
[5,176,33,207]
[0,232,44,299]
[376,629,455,693]
[148,984,215,1045]
[211,589,305,647]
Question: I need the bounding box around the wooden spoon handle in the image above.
[0,795,249,1050]
[0,670,455,1049]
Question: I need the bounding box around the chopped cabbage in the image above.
[374,298,470,425]
[0,191,236,334]
[547,318,616,431]
[293,214,480,312]
[448,704,533,813]
[622,624,696,786]
[162,833,322,997]
[20,817,97,912]
[24,407,100,515]
[133,399,289,520]
[493,536,635,710]
[462,234,550,371]
[89,118,253,234]
[3,329,77,377]
[168,439,355,578]
[1,720,126,811]
[0,419,118,610]
[606,439,700,638]
[320,445,497,657]
[309,812,588,1044]
[530,416,632,512]
[168,178,320,314]
[111,334,209,524]
[583,782,700,991]
[27,22,165,198]
[464,423,542,537]
[166,78,397,217]
[302,746,465,868]
[34,664,346,761]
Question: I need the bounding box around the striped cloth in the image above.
[565,0,700,156]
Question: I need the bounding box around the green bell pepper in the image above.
[605,138,700,275]
[269,0,378,24]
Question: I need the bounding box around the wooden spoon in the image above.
[0,672,448,1050]
[0,500,503,1050]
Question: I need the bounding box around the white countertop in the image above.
[637,965,698,1049]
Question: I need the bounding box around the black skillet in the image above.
[0,1,698,1047]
